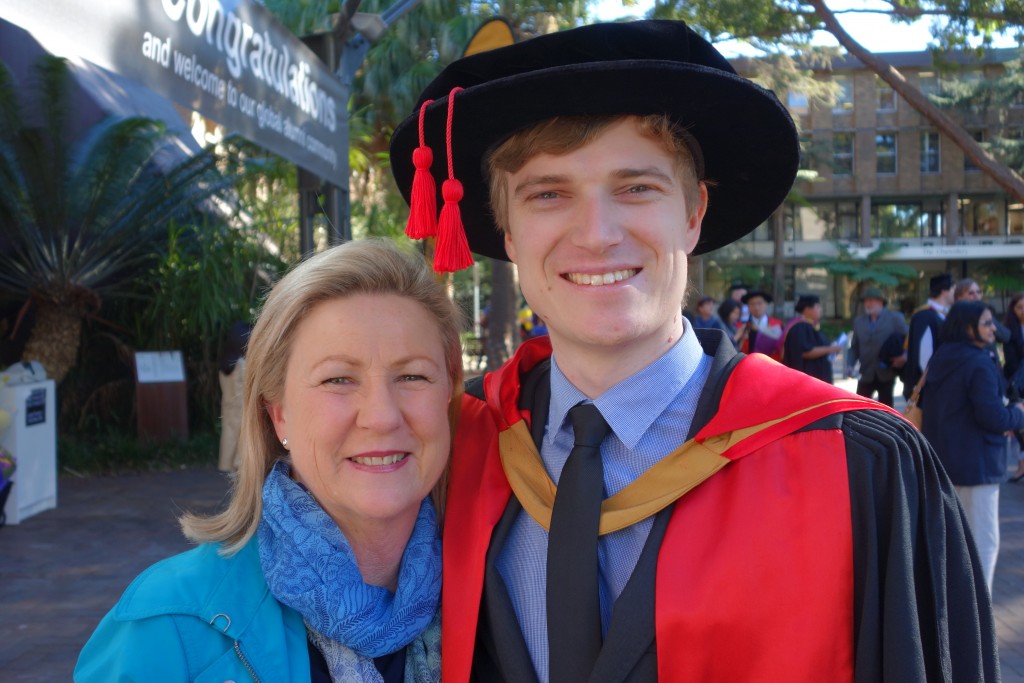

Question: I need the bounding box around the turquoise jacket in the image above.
[75,538,311,682]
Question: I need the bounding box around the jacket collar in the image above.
[114,538,289,642]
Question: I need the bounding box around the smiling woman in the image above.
[75,239,464,683]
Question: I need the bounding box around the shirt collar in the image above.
[927,298,949,317]
[548,322,706,450]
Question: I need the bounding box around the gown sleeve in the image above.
[843,409,999,682]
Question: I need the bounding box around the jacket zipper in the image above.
[234,641,261,683]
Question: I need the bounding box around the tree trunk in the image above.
[807,0,1024,203]
[485,259,518,373]
[22,301,82,383]
[772,208,786,306]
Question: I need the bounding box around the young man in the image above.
[690,295,730,336]
[740,289,783,359]
[391,20,996,682]
[846,287,908,407]
[904,273,955,399]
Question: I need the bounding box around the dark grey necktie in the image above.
[547,402,611,682]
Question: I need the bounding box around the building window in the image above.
[1009,202,1024,235]
[832,74,854,113]
[787,91,809,114]
[798,134,812,171]
[799,200,859,241]
[918,71,942,99]
[960,197,1003,236]
[965,130,984,172]
[873,203,924,239]
[833,132,854,175]
[920,131,940,174]
[877,79,896,111]
[876,133,897,174]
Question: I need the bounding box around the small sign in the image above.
[135,351,186,384]
[25,388,46,426]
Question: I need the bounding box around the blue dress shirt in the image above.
[496,326,711,682]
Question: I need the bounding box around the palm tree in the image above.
[0,56,230,382]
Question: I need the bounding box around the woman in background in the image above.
[922,300,1024,593]
[1004,292,1024,393]
[716,298,748,350]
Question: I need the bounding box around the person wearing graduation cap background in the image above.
[390,19,997,683]
[739,289,784,360]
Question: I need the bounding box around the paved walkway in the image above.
[4,428,1024,680]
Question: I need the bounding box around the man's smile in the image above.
[564,268,639,286]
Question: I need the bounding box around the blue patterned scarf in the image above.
[258,460,441,659]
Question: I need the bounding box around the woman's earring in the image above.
[282,438,288,449]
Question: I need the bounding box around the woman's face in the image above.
[266,294,452,537]
[1015,298,1024,324]
[974,309,997,347]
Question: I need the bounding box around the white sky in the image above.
[592,0,1021,57]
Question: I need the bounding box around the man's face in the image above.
[747,296,767,319]
[959,284,982,301]
[731,288,746,303]
[503,118,705,361]
[697,300,714,318]
[939,286,956,307]
[803,302,822,324]
[863,298,884,316]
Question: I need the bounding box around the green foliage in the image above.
[979,258,1024,296]
[714,264,771,291]
[0,56,231,311]
[59,430,218,476]
[810,241,918,288]
[134,219,287,425]
[225,137,302,258]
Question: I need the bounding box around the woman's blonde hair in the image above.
[181,238,465,554]
[486,113,704,235]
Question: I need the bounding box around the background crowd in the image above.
[685,275,1024,596]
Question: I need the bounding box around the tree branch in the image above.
[805,0,1024,203]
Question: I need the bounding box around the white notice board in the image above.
[135,351,186,384]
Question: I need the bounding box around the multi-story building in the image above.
[711,48,1024,320]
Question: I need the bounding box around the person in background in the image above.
[903,272,955,400]
[954,278,982,302]
[922,300,1024,593]
[846,287,907,408]
[717,298,749,350]
[690,295,731,337]
[390,18,997,682]
[217,321,252,472]
[1003,292,1024,482]
[956,277,1011,352]
[1005,292,1024,394]
[76,239,462,682]
[782,295,843,384]
[729,282,749,324]
[741,289,784,360]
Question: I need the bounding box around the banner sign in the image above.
[2,0,345,184]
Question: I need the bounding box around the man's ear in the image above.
[684,183,709,253]
[504,229,518,264]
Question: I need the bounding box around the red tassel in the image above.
[406,146,437,239]
[405,100,437,239]
[431,87,472,273]
[434,179,473,272]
